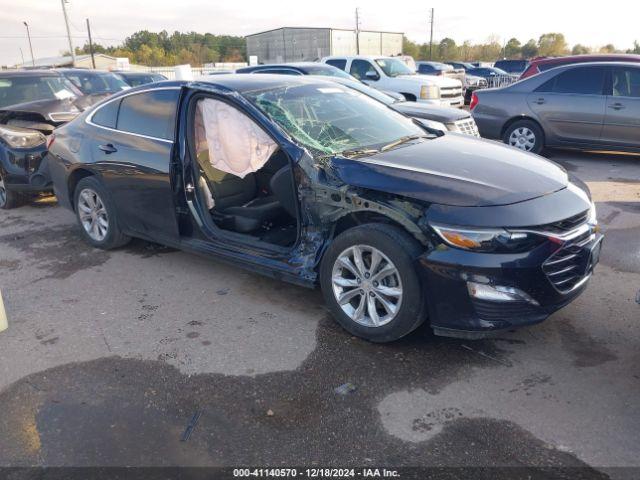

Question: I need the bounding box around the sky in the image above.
[1,0,639,66]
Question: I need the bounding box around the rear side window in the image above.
[612,67,640,97]
[117,89,179,140]
[417,64,435,73]
[536,67,605,95]
[91,99,121,128]
[325,59,347,71]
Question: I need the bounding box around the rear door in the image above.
[527,66,607,144]
[601,66,640,148]
[87,87,181,240]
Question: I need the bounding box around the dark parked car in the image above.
[236,62,357,80]
[114,71,167,87]
[0,70,91,208]
[48,75,601,342]
[320,76,479,136]
[58,69,130,96]
[521,54,640,79]
[494,59,529,75]
[445,61,475,71]
[472,61,640,154]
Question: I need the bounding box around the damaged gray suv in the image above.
[47,75,601,342]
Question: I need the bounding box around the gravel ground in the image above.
[0,149,638,479]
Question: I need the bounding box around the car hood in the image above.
[392,102,470,123]
[330,135,568,207]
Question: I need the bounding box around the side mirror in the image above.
[365,71,380,81]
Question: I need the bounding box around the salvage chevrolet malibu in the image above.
[47,75,603,342]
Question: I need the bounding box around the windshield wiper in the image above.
[340,147,380,158]
[380,134,427,152]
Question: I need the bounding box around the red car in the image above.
[520,54,640,79]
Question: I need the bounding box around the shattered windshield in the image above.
[244,83,424,156]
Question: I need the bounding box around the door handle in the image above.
[98,143,117,154]
[534,98,545,105]
[608,103,625,110]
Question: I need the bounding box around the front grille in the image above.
[472,299,543,322]
[537,210,590,234]
[542,229,594,293]
[441,87,463,99]
[453,118,480,137]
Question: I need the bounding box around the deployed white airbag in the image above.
[197,98,278,179]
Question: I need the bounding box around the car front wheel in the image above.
[74,176,130,249]
[503,120,545,154]
[0,173,26,210]
[320,223,427,343]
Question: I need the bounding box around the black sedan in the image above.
[47,75,602,342]
[115,71,168,87]
[236,62,357,79]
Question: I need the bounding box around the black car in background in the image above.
[58,68,130,96]
[0,70,85,208]
[115,71,167,87]
[48,75,601,342]
[319,76,480,136]
[445,61,476,71]
[494,59,530,76]
[236,62,357,79]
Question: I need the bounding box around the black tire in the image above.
[0,173,28,210]
[73,176,130,249]
[320,223,428,343]
[503,119,545,155]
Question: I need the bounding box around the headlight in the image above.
[420,85,440,99]
[588,201,597,225]
[430,223,544,253]
[416,118,447,133]
[0,125,46,149]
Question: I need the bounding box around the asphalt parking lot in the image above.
[0,149,638,478]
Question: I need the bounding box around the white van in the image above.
[321,55,463,107]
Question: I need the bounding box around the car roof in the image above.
[56,68,116,75]
[103,74,336,99]
[0,69,63,77]
[531,54,640,66]
[114,71,159,76]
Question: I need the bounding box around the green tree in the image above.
[402,38,420,59]
[437,37,458,61]
[628,41,640,54]
[504,38,522,58]
[599,44,617,53]
[538,33,568,57]
[571,44,591,55]
[521,39,538,58]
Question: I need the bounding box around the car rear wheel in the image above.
[0,174,26,210]
[74,176,130,249]
[503,120,545,154]
[320,223,427,343]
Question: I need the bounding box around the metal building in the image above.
[246,27,404,65]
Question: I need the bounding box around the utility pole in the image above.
[86,18,96,68]
[23,22,35,67]
[60,0,76,66]
[429,8,434,60]
[19,47,25,66]
[355,7,360,55]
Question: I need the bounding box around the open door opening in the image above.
[191,97,299,248]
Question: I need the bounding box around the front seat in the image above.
[204,167,284,233]
[269,165,297,219]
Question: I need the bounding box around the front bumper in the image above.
[418,96,464,108]
[417,230,603,338]
[0,142,51,192]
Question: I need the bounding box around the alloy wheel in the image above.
[0,175,6,208]
[331,245,403,327]
[78,188,109,242]
[508,127,536,151]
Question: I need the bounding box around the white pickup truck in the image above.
[321,55,464,107]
